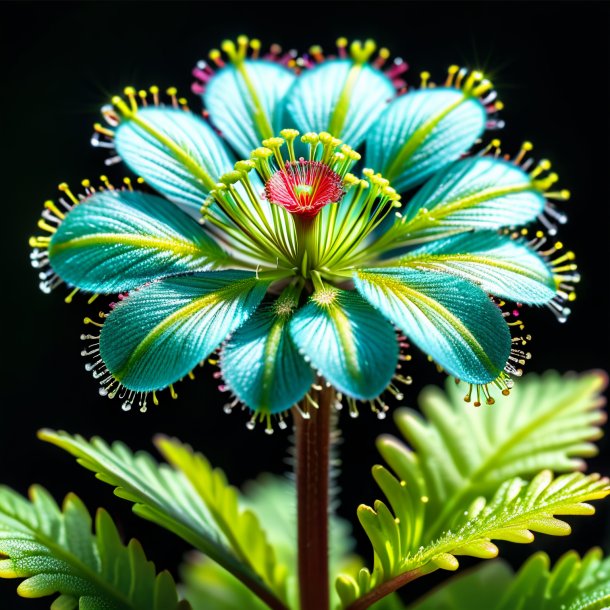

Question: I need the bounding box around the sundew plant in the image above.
[6,35,608,610]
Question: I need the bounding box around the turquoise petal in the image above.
[283,59,395,148]
[204,60,296,159]
[289,289,398,400]
[398,231,556,304]
[49,191,225,294]
[401,157,546,239]
[221,301,315,413]
[366,88,486,192]
[354,269,511,384]
[115,108,234,216]
[99,271,269,391]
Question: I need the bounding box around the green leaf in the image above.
[390,371,607,540]
[49,190,226,294]
[39,431,288,608]
[181,474,357,610]
[409,549,610,610]
[393,231,556,305]
[155,437,288,601]
[99,271,269,392]
[339,471,609,608]
[0,485,188,609]
[354,268,511,385]
[114,107,234,216]
[179,553,269,610]
[407,560,513,610]
[336,371,609,608]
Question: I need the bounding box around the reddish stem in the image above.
[294,386,334,610]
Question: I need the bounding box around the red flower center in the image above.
[265,160,345,218]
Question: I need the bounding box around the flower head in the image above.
[30,36,578,430]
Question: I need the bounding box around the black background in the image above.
[1,1,609,608]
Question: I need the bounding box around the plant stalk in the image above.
[294,385,335,610]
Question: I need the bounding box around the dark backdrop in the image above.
[1,1,609,608]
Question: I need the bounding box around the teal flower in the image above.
[30,36,578,428]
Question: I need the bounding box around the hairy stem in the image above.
[345,567,433,610]
[294,385,335,610]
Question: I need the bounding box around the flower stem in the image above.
[295,385,334,610]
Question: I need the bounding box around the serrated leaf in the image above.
[48,190,226,294]
[0,485,188,609]
[181,474,356,610]
[39,431,287,608]
[337,371,609,608]
[391,371,607,540]
[154,437,287,601]
[409,549,610,610]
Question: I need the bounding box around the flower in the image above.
[30,36,578,429]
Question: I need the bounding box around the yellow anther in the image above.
[336,37,348,48]
[301,132,320,144]
[262,137,285,148]
[379,48,390,59]
[219,170,243,185]
[280,128,299,139]
[568,292,577,302]
[448,65,459,74]
[138,90,147,99]
[491,138,501,147]
[166,86,177,96]
[149,85,159,94]
[124,86,136,96]
[536,230,544,238]
[561,189,571,200]
[554,241,564,250]
[495,100,505,111]
[420,71,431,87]
[221,40,236,54]
[540,159,552,170]
[237,34,249,46]
[522,141,533,151]
[310,44,323,55]
[250,39,261,50]
[234,160,256,173]
[209,49,221,60]
[251,147,273,159]
[44,200,65,219]
[178,97,188,106]
[136,177,145,184]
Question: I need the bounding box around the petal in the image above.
[283,59,395,148]
[99,271,269,391]
[114,107,234,216]
[49,191,226,294]
[366,88,486,191]
[354,269,511,384]
[221,300,315,414]
[204,60,296,159]
[403,157,545,233]
[397,231,556,304]
[289,289,398,400]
